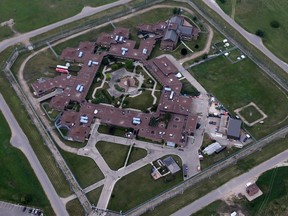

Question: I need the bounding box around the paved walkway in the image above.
[0,94,68,216]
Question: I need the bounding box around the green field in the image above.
[59,149,104,188]
[0,25,14,41]
[66,198,84,216]
[108,155,182,212]
[217,0,288,62]
[189,56,288,139]
[0,0,116,33]
[96,141,147,171]
[193,200,230,216]
[0,73,72,197]
[123,90,154,112]
[0,112,54,215]
[86,186,103,206]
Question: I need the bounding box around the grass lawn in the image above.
[216,0,233,16]
[86,186,103,206]
[142,135,288,216]
[108,155,182,212]
[238,105,264,124]
[0,73,72,197]
[218,0,288,62]
[0,112,54,215]
[23,50,62,84]
[0,25,14,41]
[193,200,230,216]
[189,56,288,139]
[123,90,154,112]
[59,149,104,188]
[200,147,239,170]
[97,125,127,137]
[66,198,85,216]
[180,78,200,96]
[0,0,116,33]
[96,141,147,171]
[128,146,147,166]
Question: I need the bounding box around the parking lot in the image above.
[0,201,43,216]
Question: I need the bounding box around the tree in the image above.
[125,60,134,71]
[102,57,109,65]
[194,44,199,49]
[270,20,280,28]
[255,29,265,37]
[219,0,226,3]
[149,117,158,127]
[181,48,188,56]
[173,8,181,15]
[111,64,119,71]
[202,53,208,59]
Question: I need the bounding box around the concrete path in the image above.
[0,94,68,216]
[172,148,288,216]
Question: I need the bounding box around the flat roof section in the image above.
[227,118,242,139]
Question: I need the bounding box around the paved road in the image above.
[202,0,288,72]
[0,0,132,52]
[0,94,68,216]
[172,148,288,216]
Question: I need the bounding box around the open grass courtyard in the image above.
[108,155,182,212]
[96,141,147,171]
[59,149,104,188]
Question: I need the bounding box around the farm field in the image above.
[217,0,288,62]
[0,0,116,33]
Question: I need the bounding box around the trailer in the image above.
[56,65,68,70]
[55,68,69,74]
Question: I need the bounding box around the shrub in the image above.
[256,29,265,37]
[270,20,280,28]
[181,48,188,56]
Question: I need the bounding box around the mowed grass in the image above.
[0,112,54,215]
[66,198,85,216]
[0,0,116,33]
[108,155,183,212]
[86,186,103,206]
[193,200,230,216]
[142,136,288,216]
[96,141,147,171]
[59,149,104,188]
[238,105,264,123]
[23,50,63,84]
[123,90,154,112]
[189,56,288,139]
[0,73,72,197]
[0,25,14,41]
[218,0,288,62]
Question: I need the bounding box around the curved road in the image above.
[0,0,132,52]
[202,0,288,73]
[0,94,68,216]
[172,148,288,216]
